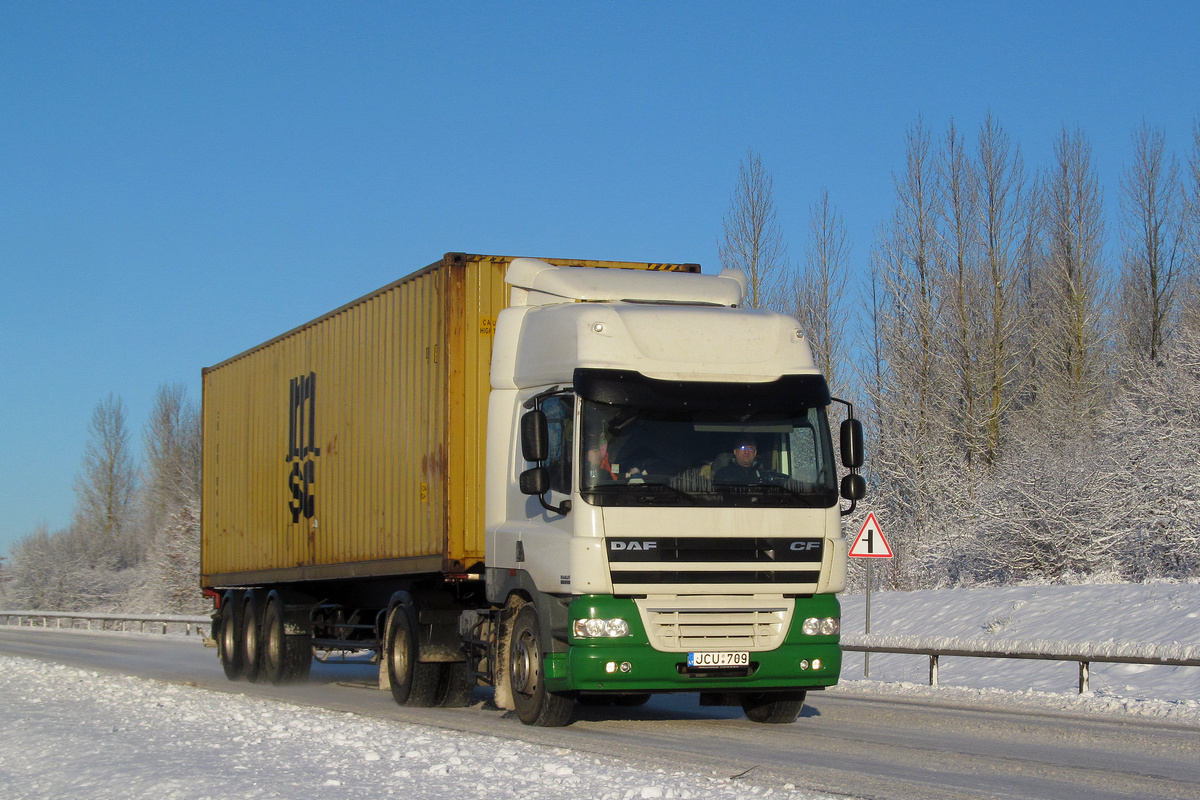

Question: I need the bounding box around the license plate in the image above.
[687,651,750,668]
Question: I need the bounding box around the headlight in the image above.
[802,616,840,636]
[572,618,630,638]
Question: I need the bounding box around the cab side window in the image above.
[541,395,574,495]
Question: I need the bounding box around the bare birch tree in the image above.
[792,189,851,389]
[973,114,1031,464]
[936,118,987,469]
[1036,126,1109,425]
[1119,122,1184,363]
[72,395,139,569]
[864,119,949,587]
[719,148,788,310]
[1181,119,1200,333]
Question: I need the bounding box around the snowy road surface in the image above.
[2,626,1198,800]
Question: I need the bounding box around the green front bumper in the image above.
[546,594,842,694]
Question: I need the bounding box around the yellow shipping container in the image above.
[200,253,698,588]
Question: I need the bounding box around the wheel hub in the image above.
[511,630,537,694]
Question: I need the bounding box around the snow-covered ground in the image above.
[2,582,1198,799]
[0,656,841,800]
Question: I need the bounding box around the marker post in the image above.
[847,512,892,677]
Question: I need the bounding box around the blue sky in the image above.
[2,2,1198,556]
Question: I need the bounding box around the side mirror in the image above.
[840,418,864,469]
[519,467,549,496]
[521,410,549,463]
[519,466,571,515]
[841,473,866,502]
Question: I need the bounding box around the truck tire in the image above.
[740,691,806,724]
[218,592,244,680]
[241,593,263,683]
[508,603,574,727]
[385,603,439,707]
[261,593,312,685]
[435,661,475,708]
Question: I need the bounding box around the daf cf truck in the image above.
[201,252,865,726]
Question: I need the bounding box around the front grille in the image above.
[607,536,824,591]
[635,596,793,652]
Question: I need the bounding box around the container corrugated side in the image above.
[201,253,700,588]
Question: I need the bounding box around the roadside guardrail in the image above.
[841,633,1200,693]
[0,610,210,637]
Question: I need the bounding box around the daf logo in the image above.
[789,541,822,551]
[610,541,658,551]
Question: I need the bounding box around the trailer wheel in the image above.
[218,593,244,680]
[508,603,574,727]
[241,594,263,683]
[740,691,806,724]
[261,594,312,685]
[385,603,439,707]
[435,661,476,708]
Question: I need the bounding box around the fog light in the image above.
[605,661,617,674]
[812,658,822,670]
[619,661,632,673]
[799,659,810,670]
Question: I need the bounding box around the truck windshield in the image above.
[575,369,838,508]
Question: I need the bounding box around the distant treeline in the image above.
[1,386,203,612]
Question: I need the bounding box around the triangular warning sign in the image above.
[849,512,893,558]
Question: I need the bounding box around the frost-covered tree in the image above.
[139,384,203,611]
[1103,325,1200,579]
[4,524,126,611]
[141,384,200,531]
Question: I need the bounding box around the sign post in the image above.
[848,512,892,677]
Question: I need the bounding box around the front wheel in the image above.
[740,691,806,724]
[508,603,574,727]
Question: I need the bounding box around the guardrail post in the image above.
[1079,661,1090,693]
[929,654,939,687]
